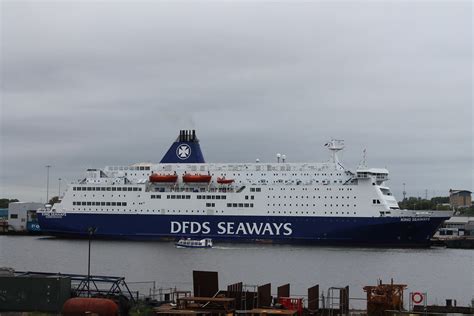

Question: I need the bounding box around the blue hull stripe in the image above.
[37,213,447,246]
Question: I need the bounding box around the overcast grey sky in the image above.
[1,0,472,202]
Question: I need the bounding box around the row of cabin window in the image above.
[73,201,127,206]
[72,208,213,214]
[197,195,227,200]
[267,210,357,215]
[151,195,161,199]
[250,188,261,192]
[167,195,191,200]
[272,180,344,184]
[267,195,356,199]
[268,203,357,207]
[205,203,215,207]
[109,166,150,171]
[154,188,232,193]
[268,187,353,191]
[372,199,381,204]
[73,187,142,192]
[226,173,344,176]
[227,203,254,208]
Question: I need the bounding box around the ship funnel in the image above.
[160,130,205,163]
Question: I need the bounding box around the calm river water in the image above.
[0,235,472,308]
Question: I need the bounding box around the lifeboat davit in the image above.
[217,177,234,184]
[149,173,178,183]
[183,174,212,183]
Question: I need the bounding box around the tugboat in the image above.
[175,238,213,248]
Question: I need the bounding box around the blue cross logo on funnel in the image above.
[176,144,191,160]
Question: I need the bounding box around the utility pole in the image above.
[402,183,406,201]
[46,165,51,203]
[425,189,428,200]
[87,226,97,298]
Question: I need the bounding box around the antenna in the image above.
[357,148,368,169]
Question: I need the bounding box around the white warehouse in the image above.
[8,202,43,232]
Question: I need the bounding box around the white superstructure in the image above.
[38,131,451,245]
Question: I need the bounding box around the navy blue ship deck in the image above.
[37,213,447,247]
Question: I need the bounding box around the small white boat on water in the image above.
[175,238,213,248]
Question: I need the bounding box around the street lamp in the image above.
[45,165,51,203]
[58,178,62,198]
[87,226,97,297]
[402,183,406,201]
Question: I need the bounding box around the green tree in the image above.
[399,195,454,211]
[457,206,474,216]
[0,198,19,208]
[431,196,449,204]
[48,196,60,205]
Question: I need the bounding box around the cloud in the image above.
[1,1,472,201]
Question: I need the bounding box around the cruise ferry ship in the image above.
[37,130,451,246]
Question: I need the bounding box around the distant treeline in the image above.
[399,196,474,215]
[0,199,19,209]
[398,196,450,210]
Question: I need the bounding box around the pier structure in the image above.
[1,269,473,315]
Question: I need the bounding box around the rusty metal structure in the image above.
[153,271,357,316]
[227,282,259,310]
[363,279,407,316]
[277,284,290,299]
[193,271,219,298]
[307,285,319,312]
[258,283,272,308]
[320,286,349,316]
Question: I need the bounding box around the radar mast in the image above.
[326,139,344,164]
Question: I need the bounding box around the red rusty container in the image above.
[62,297,119,316]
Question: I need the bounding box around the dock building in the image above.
[7,202,42,232]
[437,216,474,237]
[449,190,472,208]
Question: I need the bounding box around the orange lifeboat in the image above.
[149,173,178,183]
[217,177,234,184]
[183,173,212,183]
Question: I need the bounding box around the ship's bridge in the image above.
[356,168,389,184]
